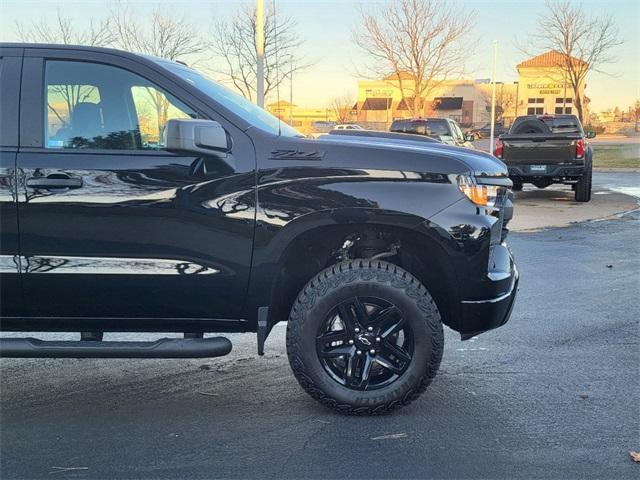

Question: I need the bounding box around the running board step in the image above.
[0,337,232,358]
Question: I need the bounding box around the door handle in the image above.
[26,175,83,190]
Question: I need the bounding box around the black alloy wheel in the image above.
[316,296,414,391]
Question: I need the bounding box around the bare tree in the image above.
[109,2,206,61]
[15,8,114,46]
[210,3,308,101]
[330,95,355,124]
[528,0,622,123]
[109,2,206,137]
[354,0,473,118]
[480,88,516,124]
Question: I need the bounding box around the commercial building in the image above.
[354,50,589,129]
[267,101,337,134]
[516,50,589,119]
[263,51,591,134]
[355,74,501,127]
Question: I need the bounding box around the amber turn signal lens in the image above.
[457,176,499,207]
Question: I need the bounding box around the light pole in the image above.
[289,63,293,125]
[256,0,265,108]
[489,40,498,154]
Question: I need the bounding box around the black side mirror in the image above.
[586,131,596,139]
[165,119,231,156]
[465,133,476,142]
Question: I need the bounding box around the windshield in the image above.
[158,60,302,137]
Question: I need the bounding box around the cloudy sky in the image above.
[1,0,638,111]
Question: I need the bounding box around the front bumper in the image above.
[459,243,519,340]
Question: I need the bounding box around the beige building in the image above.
[267,101,338,134]
[355,74,504,127]
[354,50,589,129]
[264,51,591,134]
[516,50,589,119]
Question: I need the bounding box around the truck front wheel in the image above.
[575,166,592,202]
[286,259,444,415]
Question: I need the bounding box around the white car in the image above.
[333,124,364,130]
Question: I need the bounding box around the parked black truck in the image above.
[495,114,595,202]
[0,44,518,414]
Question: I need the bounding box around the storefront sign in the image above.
[365,88,395,98]
[526,83,569,89]
[527,83,568,95]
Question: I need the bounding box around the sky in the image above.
[1,0,638,112]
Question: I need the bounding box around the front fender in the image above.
[243,167,465,330]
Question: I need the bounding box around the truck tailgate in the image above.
[501,134,579,165]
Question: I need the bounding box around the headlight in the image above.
[457,175,500,208]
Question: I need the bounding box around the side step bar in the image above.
[0,337,232,358]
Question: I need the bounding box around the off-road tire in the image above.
[286,259,444,415]
[575,165,592,202]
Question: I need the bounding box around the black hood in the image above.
[311,131,508,178]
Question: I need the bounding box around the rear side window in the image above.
[44,60,196,150]
[424,120,449,137]
[543,117,581,133]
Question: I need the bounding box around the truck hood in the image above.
[312,131,508,178]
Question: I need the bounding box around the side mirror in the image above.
[586,131,596,139]
[465,133,476,142]
[165,119,231,156]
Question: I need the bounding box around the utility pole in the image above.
[256,0,265,108]
[563,70,567,113]
[289,63,293,125]
[489,40,498,154]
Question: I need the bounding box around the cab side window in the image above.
[44,60,196,150]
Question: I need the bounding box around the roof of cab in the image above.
[0,42,177,68]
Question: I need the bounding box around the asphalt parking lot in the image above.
[1,173,638,479]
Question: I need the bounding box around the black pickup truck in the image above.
[495,115,595,202]
[0,43,518,414]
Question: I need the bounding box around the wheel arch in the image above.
[252,210,461,345]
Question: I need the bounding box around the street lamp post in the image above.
[489,40,498,155]
[256,0,265,108]
[289,63,293,126]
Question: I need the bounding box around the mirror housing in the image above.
[586,131,596,139]
[165,119,231,156]
[465,133,476,142]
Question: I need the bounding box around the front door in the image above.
[17,53,256,322]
